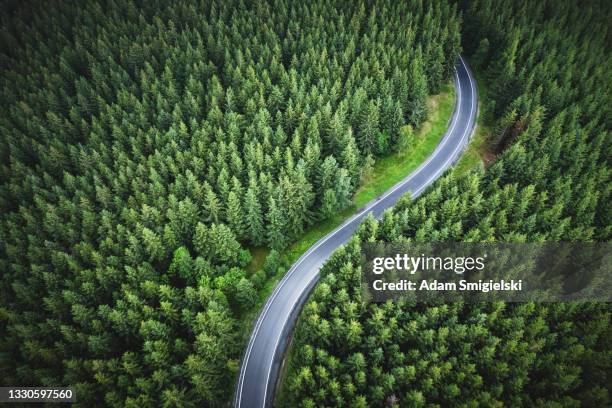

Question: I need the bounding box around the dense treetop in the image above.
[0,0,461,406]
[284,0,611,406]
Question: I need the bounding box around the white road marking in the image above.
[412,57,476,196]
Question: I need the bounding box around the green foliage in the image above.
[244,182,265,246]
[236,278,257,310]
[0,0,460,405]
[194,223,242,265]
[284,0,611,406]
[263,250,282,278]
[168,246,195,282]
[397,125,415,153]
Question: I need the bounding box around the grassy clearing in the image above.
[245,246,269,274]
[454,69,495,175]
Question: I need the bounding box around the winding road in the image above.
[236,56,478,408]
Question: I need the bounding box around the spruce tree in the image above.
[266,196,287,250]
[407,49,429,127]
[244,184,264,246]
[358,99,380,155]
[226,191,244,239]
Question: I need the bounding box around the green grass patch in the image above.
[245,246,269,275]
[454,67,495,175]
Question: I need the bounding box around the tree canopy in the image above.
[0,0,461,406]
[283,0,611,406]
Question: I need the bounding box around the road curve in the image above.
[236,56,478,408]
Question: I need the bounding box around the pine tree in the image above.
[266,197,287,250]
[327,111,347,156]
[168,246,195,281]
[337,130,358,183]
[235,277,257,309]
[320,189,338,218]
[407,49,428,127]
[358,99,380,155]
[244,185,264,246]
[488,28,521,115]
[334,168,353,211]
[141,227,164,262]
[318,155,339,192]
[226,191,244,239]
[204,186,222,224]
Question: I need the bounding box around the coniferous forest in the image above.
[0,0,462,406]
[0,0,610,407]
[284,0,611,407]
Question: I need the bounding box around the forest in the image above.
[283,0,611,406]
[0,0,463,406]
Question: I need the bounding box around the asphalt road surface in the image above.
[236,56,478,408]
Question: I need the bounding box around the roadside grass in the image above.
[245,246,269,274]
[248,82,455,271]
[236,81,456,349]
[454,69,495,175]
